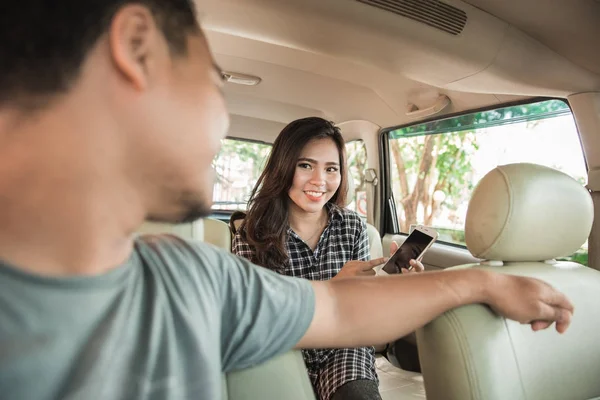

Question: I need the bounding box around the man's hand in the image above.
[334,258,386,279]
[485,273,574,333]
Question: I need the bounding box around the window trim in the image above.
[378,96,585,248]
[382,96,569,137]
[223,136,273,146]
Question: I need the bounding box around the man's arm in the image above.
[296,266,573,349]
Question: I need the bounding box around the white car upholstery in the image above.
[203,218,232,251]
[465,163,593,261]
[417,163,600,400]
[137,218,232,251]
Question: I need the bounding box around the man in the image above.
[0,1,573,399]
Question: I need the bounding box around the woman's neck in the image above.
[288,204,329,250]
[288,203,329,232]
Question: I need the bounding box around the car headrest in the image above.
[465,163,593,262]
[345,171,355,207]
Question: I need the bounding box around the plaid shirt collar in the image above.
[286,202,344,237]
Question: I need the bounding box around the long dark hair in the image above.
[240,117,348,272]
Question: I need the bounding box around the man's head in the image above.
[0,1,229,223]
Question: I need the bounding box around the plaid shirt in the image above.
[232,204,378,400]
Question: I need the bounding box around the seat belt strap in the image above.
[364,168,379,226]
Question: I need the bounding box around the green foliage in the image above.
[216,139,271,180]
[432,131,478,211]
[557,250,589,266]
[212,139,272,207]
[435,227,465,244]
[389,99,571,236]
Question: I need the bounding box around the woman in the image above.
[232,117,423,400]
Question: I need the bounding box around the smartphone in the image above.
[378,225,438,275]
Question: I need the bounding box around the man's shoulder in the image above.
[134,233,244,283]
[135,233,223,260]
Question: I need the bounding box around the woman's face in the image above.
[288,138,342,214]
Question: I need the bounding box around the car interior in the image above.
[139,0,600,398]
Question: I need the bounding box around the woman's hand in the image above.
[389,241,425,274]
[333,241,426,280]
[334,258,386,279]
[402,259,425,274]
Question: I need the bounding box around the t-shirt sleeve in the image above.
[218,255,315,372]
[174,238,315,373]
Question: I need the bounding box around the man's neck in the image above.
[0,186,143,278]
[0,104,145,277]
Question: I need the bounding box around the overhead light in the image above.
[221,71,262,86]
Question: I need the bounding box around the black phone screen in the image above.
[382,230,434,274]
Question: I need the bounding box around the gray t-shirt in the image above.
[0,234,315,400]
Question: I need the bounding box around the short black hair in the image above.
[0,1,200,108]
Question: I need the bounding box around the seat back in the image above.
[223,350,316,400]
[417,163,600,400]
[136,220,203,241]
[346,173,383,258]
[204,218,232,251]
[137,218,232,251]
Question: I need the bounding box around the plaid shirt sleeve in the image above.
[231,230,255,262]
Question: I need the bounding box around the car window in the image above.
[387,99,588,264]
[212,138,271,211]
[346,140,368,219]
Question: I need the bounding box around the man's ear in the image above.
[109,5,164,91]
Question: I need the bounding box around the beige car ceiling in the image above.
[197,0,600,142]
